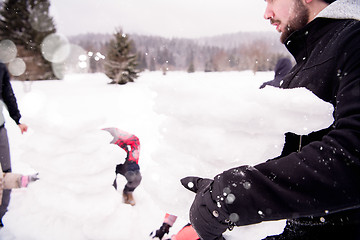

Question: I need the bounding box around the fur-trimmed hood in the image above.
[317,0,360,20]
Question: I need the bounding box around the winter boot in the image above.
[123,191,136,206]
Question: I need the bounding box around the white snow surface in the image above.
[0,71,334,240]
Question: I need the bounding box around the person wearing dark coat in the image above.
[181,0,360,239]
[259,57,293,89]
[0,62,28,227]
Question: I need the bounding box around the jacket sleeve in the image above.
[1,64,21,125]
[215,26,360,227]
[2,172,22,189]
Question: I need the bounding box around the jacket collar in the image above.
[284,18,337,63]
[284,0,359,62]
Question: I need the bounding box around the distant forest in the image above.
[0,0,292,80]
[69,31,292,74]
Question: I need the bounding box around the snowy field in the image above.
[0,71,334,240]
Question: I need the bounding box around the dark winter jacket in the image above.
[259,57,293,89]
[0,62,21,127]
[215,0,360,229]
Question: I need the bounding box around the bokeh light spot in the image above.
[8,58,26,76]
[0,39,17,63]
[52,44,89,79]
[41,33,70,63]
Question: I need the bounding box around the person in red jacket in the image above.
[103,128,142,206]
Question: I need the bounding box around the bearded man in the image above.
[181,0,360,239]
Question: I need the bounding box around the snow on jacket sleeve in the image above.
[214,19,360,227]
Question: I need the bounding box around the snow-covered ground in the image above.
[0,71,334,240]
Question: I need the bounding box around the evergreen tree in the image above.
[136,51,147,71]
[149,57,156,71]
[0,0,29,46]
[187,50,195,73]
[104,29,140,84]
[156,47,175,67]
[187,62,195,73]
[0,0,56,80]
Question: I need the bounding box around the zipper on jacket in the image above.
[298,135,303,152]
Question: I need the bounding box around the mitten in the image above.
[150,222,171,239]
[181,176,229,240]
[21,173,39,187]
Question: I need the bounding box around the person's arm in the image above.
[150,213,177,239]
[1,64,21,125]
[2,172,39,189]
[2,172,23,189]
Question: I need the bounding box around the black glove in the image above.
[149,222,171,239]
[181,177,230,240]
[28,173,39,182]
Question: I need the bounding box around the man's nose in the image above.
[263,5,274,20]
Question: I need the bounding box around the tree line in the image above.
[0,0,291,83]
[71,31,290,75]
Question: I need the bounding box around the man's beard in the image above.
[280,1,310,43]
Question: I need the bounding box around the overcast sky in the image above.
[49,0,274,38]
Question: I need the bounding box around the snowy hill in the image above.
[0,71,333,240]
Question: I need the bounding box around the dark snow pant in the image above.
[123,170,142,193]
[0,127,12,221]
[263,210,360,240]
[113,161,142,192]
[0,190,11,222]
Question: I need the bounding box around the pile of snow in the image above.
[1,71,333,240]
